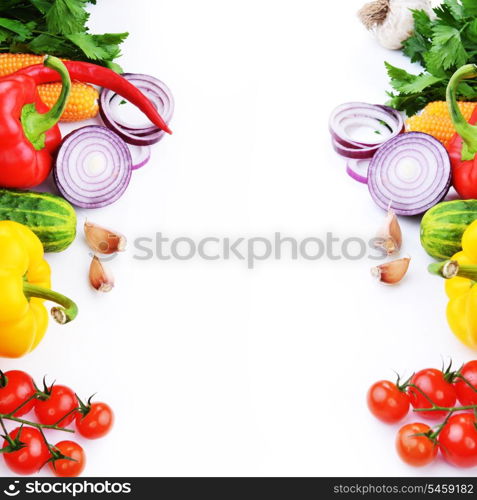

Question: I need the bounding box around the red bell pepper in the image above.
[447,64,477,199]
[0,56,70,189]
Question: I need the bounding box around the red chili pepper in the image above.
[0,56,70,189]
[16,61,172,135]
[446,64,477,199]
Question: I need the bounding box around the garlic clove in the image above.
[84,221,127,255]
[89,256,114,292]
[374,209,402,256]
[371,257,410,284]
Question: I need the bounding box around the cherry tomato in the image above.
[76,402,114,439]
[408,369,456,420]
[439,413,477,468]
[396,422,437,467]
[367,380,410,423]
[0,370,36,417]
[454,361,477,406]
[35,385,77,428]
[49,441,86,477]
[3,427,50,475]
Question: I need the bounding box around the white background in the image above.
[1,0,474,477]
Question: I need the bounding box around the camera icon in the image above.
[3,481,20,497]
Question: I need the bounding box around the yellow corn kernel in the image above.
[38,82,99,122]
[423,101,477,121]
[406,101,477,147]
[0,53,44,76]
[406,114,457,146]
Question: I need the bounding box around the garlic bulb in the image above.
[358,0,432,50]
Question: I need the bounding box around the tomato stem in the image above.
[52,407,79,427]
[6,393,38,417]
[407,383,477,414]
[455,373,477,394]
[0,417,13,446]
[395,372,413,392]
[407,383,441,407]
[414,404,477,412]
[0,413,75,438]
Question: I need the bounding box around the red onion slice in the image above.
[129,144,151,170]
[54,126,132,209]
[329,102,404,159]
[346,159,370,184]
[367,132,451,216]
[100,73,174,146]
[332,138,380,159]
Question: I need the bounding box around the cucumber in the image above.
[420,200,477,260]
[0,189,76,252]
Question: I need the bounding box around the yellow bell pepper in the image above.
[429,219,477,349]
[0,220,78,358]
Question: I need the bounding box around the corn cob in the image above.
[38,81,99,122]
[0,53,99,122]
[0,53,45,76]
[422,101,476,120]
[405,101,477,147]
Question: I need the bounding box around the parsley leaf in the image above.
[66,32,128,61]
[443,0,465,20]
[462,0,477,17]
[0,18,35,41]
[386,0,477,114]
[411,9,433,38]
[46,0,89,35]
[0,0,128,71]
[431,24,467,69]
[27,33,69,54]
[29,0,52,15]
[402,33,430,64]
[385,62,442,94]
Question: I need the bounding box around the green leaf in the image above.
[384,62,428,93]
[386,92,430,116]
[0,18,35,41]
[462,0,477,17]
[402,33,431,64]
[411,9,433,39]
[66,31,128,61]
[385,62,442,94]
[443,0,464,20]
[0,1,29,14]
[27,33,68,54]
[66,32,108,59]
[0,28,9,45]
[423,50,450,78]
[89,32,128,59]
[395,73,443,94]
[0,0,125,68]
[433,3,460,27]
[430,23,467,69]
[385,62,414,83]
[456,82,477,99]
[104,60,123,73]
[46,0,89,35]
[466,18,477,43]
[28,0,53,14]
